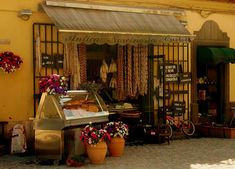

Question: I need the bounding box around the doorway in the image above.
[196,54,226,123]
[191,20,230,124]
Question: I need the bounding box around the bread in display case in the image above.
[61,90,107,122]
[35,90,109,128]
[34,90,109,162]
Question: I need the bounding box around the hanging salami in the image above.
[133,46,140,97]
[116,44,148,99]
[117,46,125,100]
[78,44,87,84]
[139,45,148,95]
[123,46,128,99]
[127,45,133,97]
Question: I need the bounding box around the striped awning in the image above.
[41,1,193,45]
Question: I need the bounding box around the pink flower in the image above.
[39,74,68,95]
[80,125,110,145]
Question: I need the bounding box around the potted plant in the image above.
[80,124,110,164]
[104,121,128,157]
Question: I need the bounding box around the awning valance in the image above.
[197,47,235,65]
[41,2,193,45]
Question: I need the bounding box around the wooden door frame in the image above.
[191,20,230,123]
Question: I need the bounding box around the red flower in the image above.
[39,74,68,95]
[80,124,110,145]
[0,51,23,73]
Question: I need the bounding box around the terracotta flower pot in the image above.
[86,141,107,164]
[107,137,125,157]
[224,127,235,139]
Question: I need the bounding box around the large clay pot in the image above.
[107,137,125,157]
[86,141,107,164]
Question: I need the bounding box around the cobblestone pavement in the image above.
[0,138,235,169]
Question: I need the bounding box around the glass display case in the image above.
[34,90,109,162]
[36,90,108,126]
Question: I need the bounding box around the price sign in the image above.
[159,63,178,82]
[173,101,185,116]
[42,54,54,67]
[179,73,192,83]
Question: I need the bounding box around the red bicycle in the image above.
[165,115,195,138]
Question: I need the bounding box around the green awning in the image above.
[197,47,235,65]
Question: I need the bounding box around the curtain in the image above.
[35,31,42,75]
[64,43,80,89]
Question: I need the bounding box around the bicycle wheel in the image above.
[181,120,195,136]
[165,124,173,138]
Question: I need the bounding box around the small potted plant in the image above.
[80,124,110,164]
[104,121,128,157]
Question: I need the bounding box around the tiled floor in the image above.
[0,138,235,169]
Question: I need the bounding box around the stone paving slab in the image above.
[0,138,235,169]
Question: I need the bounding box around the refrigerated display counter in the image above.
[34,90,109,163]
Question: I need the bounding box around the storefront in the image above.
[33,0,194,127]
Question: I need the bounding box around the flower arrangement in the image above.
[104,121,128,138]
[0,51,23,73]
[39,74,68,95]
[80,124,110,145]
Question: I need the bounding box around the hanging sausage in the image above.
[117,46,125,100]
[139,45,148,95]
[78,44,87,84]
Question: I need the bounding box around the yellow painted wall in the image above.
[0,0,51,124]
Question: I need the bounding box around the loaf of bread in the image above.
[87,105,99,112]
[63,99,99,112]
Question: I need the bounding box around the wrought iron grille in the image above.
[33,23,65,116]
[153,43,191,124]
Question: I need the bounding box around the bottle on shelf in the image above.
[198,90,206,100]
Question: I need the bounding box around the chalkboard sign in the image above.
[179,73,192,83]
[42,54,54,68]
[159,106,174,116]
[159,63,178,82]
[156,87,170,99]
[165,74,178,82]
[54,54,64,69]
[41,54,64,68]
[173,101,185,116]
[165,107,174,116]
